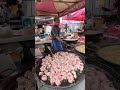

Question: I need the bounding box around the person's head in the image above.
[54,18,60,26]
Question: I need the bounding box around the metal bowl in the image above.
[35,51,85,89]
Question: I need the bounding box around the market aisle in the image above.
[38,79,85,90]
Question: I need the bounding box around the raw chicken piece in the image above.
[50,79,55,85]
[41,75,47,81]
[40,66,46,72]
[71,71,77,79]
[55,79,61,86]
[68,77,74,83]
[39,72,44,76]
[44,70,48,75]
[39,52,84,86]
[46,72,50,76]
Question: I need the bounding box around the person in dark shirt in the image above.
[51,18,66,52]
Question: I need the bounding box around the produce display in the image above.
[97,45,120,65]
[38,52,84,86]
[86,65,117,90]
[16,67,36,90]
[75,45,85,54]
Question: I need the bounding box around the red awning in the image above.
[62,8,85,21]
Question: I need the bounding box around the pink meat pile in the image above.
[39,52,84,86]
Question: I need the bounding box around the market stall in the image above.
[35,0,85,90]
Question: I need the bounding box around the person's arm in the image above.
[55,36,64,43]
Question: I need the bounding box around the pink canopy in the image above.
[63,20,84,24]
[36,0,85,17]
[62,8,85,21]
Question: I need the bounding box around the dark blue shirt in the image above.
[51,25,60,40]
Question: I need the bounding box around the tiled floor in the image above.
[37,79,85,90]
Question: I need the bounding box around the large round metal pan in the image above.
[84,30,103,42]
[96,44,120,65]
[35,51,85,89]
[86,60,120,90]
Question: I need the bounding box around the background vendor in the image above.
[51,18,66,52]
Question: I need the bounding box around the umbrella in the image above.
[62,8,85,21]
[36,0,85,17]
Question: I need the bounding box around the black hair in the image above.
[37,25,42,28]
